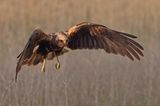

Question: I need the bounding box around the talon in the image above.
[55,63,60,70]
[41,59,46,72]
[53,52,61,70]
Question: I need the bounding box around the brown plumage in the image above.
[16,22,144,81]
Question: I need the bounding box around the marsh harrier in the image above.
[16,22,144,81]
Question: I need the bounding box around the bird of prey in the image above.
[16,22,144,81]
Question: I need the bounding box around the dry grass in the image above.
[0,0,160,106]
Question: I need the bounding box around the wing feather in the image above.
[128,42,144,56]
[83,34,88,49]
[126,46,140,60]
[66,22,144,60]
[101,38,110,53]
[88,35,93,49]
[16,29,48,81]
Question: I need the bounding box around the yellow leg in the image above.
[53,52,61,70]
[55,62,60,70]
[41,59,46,72]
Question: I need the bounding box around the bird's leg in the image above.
[41,59,46,72]
[54,52,61,70]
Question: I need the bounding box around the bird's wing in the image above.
[66,22,144,60]
[16,29,48,81]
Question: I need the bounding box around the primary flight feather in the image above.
[16,22,144,81]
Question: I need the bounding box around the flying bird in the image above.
[16,22,144,81]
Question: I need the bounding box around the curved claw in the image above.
[55,62,60,70]
[41,59,46,72]
[53,52,61,70]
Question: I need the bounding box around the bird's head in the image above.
[54,32,67,48]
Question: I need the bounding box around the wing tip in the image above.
[15,64,21,82]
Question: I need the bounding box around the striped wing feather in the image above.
[67,22,144,60]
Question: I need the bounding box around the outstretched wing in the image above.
[66,22,144,60]
[16,29,48,81]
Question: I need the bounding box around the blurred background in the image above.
[0,0,160,106]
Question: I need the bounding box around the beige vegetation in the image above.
[0,0,160,106]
